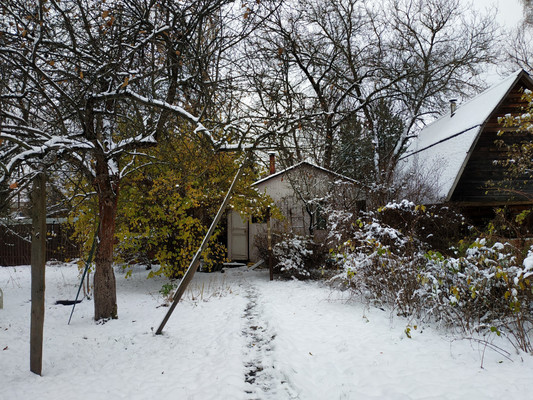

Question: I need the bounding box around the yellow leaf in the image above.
[102,10,109,18]
[121,76,129,88]
[79,70,84,79]
[9,182,18,190]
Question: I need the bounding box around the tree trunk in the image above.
[30,172,46,375]
[93,167,119,321]
[323,113,334,170]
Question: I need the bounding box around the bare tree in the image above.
[505,25,533,72]
[242,0,497,202]
[378,0,497,189]
[0,0,271,320]
[519,0,533,26]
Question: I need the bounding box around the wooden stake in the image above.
[30,172,46,375]
[267,206,273,281]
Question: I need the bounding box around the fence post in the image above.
[0,288,3,309]
[30,172,46,376]
[267,206,273,281]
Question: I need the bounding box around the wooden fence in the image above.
[0,218,79,266]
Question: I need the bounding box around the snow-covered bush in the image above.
[255,230,332,280]
[331,202,533,352]
[418,240,533,352]
[272,235,314,279]
[376,200,467,253]
[327,200,467,258]
[332,214,426,317]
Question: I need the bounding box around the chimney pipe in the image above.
[449,99,457,117]
[269,153,276,175]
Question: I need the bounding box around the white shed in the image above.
[227,161,362,262]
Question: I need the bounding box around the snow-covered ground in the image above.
[1,263,532,399]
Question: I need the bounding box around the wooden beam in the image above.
[30,172,46,376]
[155,152,250,335]
[454,200,533,207]
[483,124,528,131]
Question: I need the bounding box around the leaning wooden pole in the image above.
[155,152,250,335]
[30,172,46,375]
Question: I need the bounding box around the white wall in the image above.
[228,163,363,262]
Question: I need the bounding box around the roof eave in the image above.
[252,161,357,186]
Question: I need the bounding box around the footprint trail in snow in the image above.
[241,282,295,399]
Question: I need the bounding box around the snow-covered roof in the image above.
[398,69,532,202]
[253,161,356,186]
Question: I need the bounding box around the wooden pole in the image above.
[155,153,250,335]
[267,206,273,281]
[30,172,46,375]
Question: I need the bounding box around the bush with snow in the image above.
[272,235,315,279]
[254,229,333,280]
[419,240,533,351]
[331,212,426,317]
[331,201,533,352]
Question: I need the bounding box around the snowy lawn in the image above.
[1,263,532,399]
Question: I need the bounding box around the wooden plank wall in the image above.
[451,78,533,205]
[0,222,79,266]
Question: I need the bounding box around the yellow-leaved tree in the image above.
[70,127,274,280]
[493,88,533,234]
[498,89,533,186]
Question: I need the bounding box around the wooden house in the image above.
[397,69,533,224]
[227,160,362,262]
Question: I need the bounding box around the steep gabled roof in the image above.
[398,69,533,202]
[253,161,356,186]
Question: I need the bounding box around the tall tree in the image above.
[506,24,533,72]
[0,0,270,320]
[243,0,497,202]
[520,0,533,26]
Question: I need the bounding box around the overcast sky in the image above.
[464,0,524,84]
[470,0,523,27]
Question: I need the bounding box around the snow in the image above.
[398,70,527,201]
[400,126,481,201]
[1,263,532,399]
[408,70,522,156]
[522,248,533,279]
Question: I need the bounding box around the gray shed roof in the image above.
[253,161,356,186]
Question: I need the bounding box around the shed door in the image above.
[229,211,248,261]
